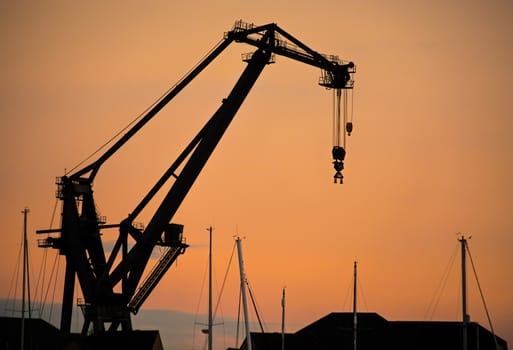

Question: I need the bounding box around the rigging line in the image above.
[193,247,210,333]
[67,38,226,176]
[5,226,24,314]
[39,198,60,318]
[48,254,61,324]
[465,243,499,347]
[342,275,352,311]
[39,250,59,317]
[356,273,369,312]
[456,263,461,320]
[425,244,458,320]
[26,233,38,316]
[212,267,227,343]
[34,246,48,310]
[208,242,237,350]
[246,280,265,333]
[213,240,237,321]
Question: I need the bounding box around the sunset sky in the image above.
[1,0,512,348]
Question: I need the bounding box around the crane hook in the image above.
[332,145,345,184]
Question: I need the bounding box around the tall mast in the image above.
[235,237,252,350]
[207,226,213,350]
[281,287,286,350]
[21,207,32,350]
[353,261,357,350]
[459,235,469,350]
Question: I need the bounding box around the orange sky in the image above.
[1,0,512,348]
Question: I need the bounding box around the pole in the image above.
[281,287,286,350]
[353,261,357,350]
[459,235,468,350]
[21,207,30,350]
[207,226,213,350]
[236,237,252,350]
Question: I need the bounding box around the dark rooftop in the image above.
[238,312,508,350]
[0,316,164,350]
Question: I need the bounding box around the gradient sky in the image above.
[1,0,512,348]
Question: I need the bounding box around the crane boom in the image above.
[37,20,355,335]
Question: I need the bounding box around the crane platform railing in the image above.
[127,242,188,314]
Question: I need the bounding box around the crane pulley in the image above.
[36,20,356,336]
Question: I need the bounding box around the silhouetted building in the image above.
[236,312,508,350]
[0,316,164,350]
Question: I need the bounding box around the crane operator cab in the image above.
[160,223,185,247]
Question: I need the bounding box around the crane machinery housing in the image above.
[37,20,356,337]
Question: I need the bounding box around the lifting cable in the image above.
[331,86,353,183]
[332,89,341,149]
[332,88,353,150]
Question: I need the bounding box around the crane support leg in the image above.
[60,260,75,333]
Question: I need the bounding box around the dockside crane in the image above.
[37,20,356,336]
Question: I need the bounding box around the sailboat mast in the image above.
[21,207,31,350]
[236,237,252,350]
[459,235,469,350]
[281,287,286,350]
[353,261,357,350]
[207,226,213,350]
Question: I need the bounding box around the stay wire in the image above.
[192,248,209,350]
[31,204,58,315]
[210,241,237,350]
[246,280,265,333]
[213,240,237,320]
[38,197,60,317]
[48,253,61,324]
[341,276,352,311]
[5,225,23,314]
[465,243,499,347]
[356,273,369,311]
[425,244,458,320]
